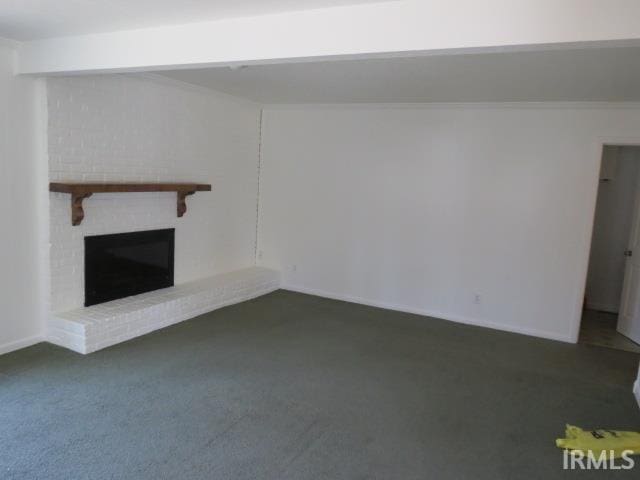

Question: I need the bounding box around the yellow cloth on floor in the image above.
[556,425,640,458]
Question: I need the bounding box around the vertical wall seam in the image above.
[36,78,51,336]
[253,108,264,265]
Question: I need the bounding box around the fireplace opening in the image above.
[84,229,174,306]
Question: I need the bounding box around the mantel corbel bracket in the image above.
[71,192,93,226]
[177,190,196,217]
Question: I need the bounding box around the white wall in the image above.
[0,41,47,354]
[257,104,640,342]
[585,146,640,313]
[635,364,640,408]
[47,75,261,312]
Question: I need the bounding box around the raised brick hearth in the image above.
[48,267,280,354]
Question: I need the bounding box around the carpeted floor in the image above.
[1,290,639,479]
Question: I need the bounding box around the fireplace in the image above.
[84,229,175,306]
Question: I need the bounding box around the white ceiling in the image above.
[158,46,640,103]
[0,0,384,41]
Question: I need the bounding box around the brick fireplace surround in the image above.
[45,74,279,353]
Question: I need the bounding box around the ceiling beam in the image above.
[17,0,640,75]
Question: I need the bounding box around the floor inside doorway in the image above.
[579,308,640,353]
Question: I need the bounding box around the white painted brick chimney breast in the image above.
[47,75,261,312]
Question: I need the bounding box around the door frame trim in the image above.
[571,136,640,343]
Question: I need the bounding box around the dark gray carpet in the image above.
[1,290,639,479]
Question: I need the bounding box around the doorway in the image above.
[581,145,640,353]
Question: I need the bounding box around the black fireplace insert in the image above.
[84,229,174,306]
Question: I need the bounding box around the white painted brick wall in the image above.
[47,75,262,312]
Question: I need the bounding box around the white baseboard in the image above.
[585,302,619,314]
[634,380,640,411]
[0,335,44,356]
[282,284,574,343]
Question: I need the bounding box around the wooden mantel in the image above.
[49,182,212,226]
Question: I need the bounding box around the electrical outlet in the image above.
[257,250,263,261]
[291,264,297,273]
[474,294,481,305]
